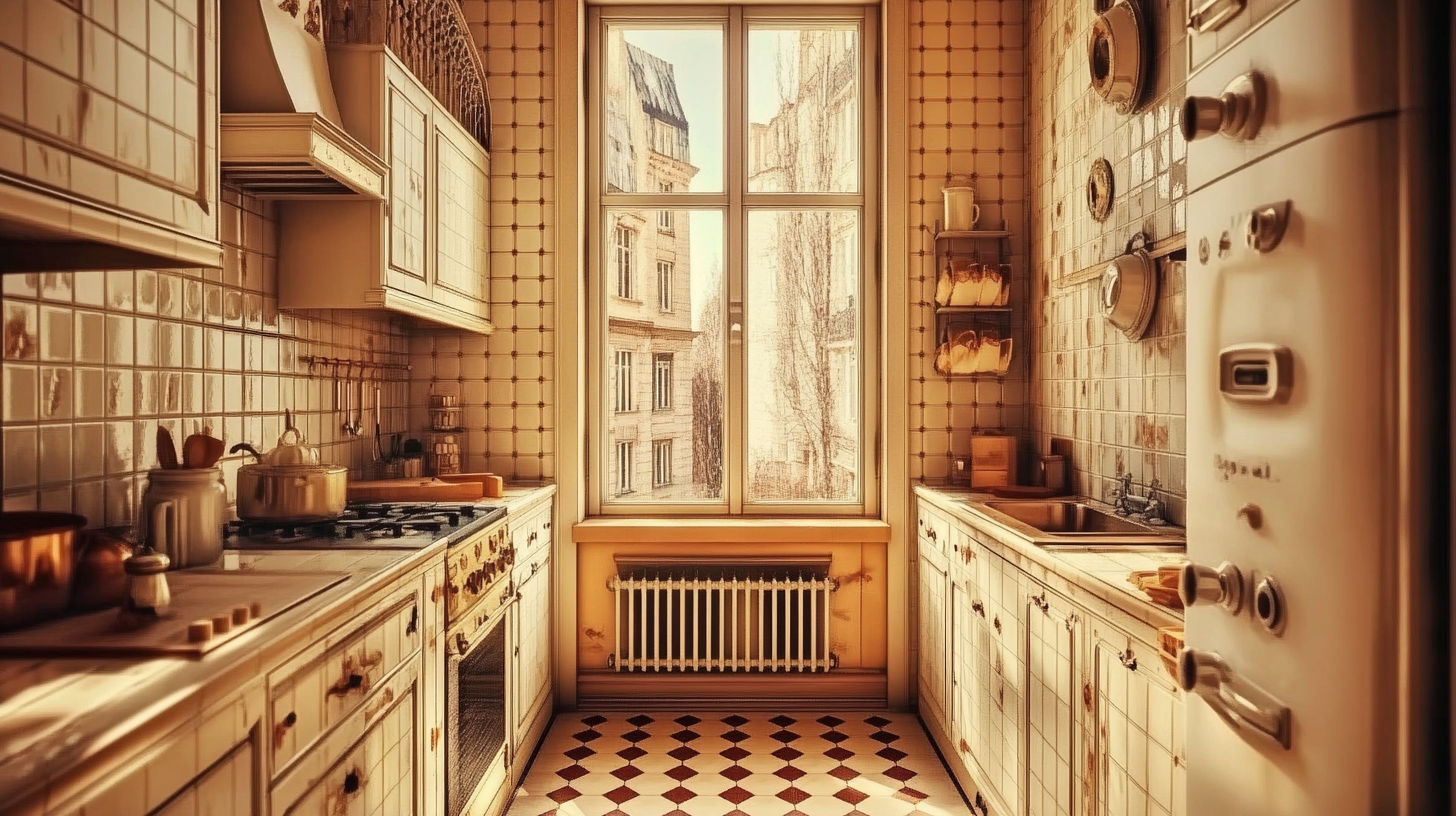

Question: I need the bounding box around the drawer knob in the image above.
[1181,71,1265,142]
[406,605,419,637]
[343,769,361,795]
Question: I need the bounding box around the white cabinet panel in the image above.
[1092,629,1185,816]
[388,83,429,282]
[917,550,950,730]
[1026,590,1078,816]
[513,552,553,749]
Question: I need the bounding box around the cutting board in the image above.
[347,477,484,502]
[435,472,504,498]
[0,570,349,658]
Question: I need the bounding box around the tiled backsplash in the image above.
[410,0,557,483]
[907,0,1031,484]
[1027,0,1189,522]
[1,188,413,527]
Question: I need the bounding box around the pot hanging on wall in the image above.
[1088,0,1150,115]
[1101,232,1158,341]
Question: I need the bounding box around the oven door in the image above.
[446,601,510,816]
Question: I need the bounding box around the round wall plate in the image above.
[1087,158,1114,222]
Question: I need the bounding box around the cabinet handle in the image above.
[1031,592,1049,612]
[273,711,297,750]
[927,529,938,540]
[1119,650,1139,671]
[456,632,470,655]
[1065,612,1080,631]
[544,520,552,529]
[431,584,442,603]
[971,600,985,616]
[343,769,362,796]
[993,615,1002,634]
[514,646,521,657]
[328,672,365,697]
[406,605,419,637]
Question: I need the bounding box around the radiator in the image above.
[607,557,839,673]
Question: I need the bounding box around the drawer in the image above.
[269,582,422,776]
[513,502,553,565]
[272,660,420,816]
[916,503,951,557]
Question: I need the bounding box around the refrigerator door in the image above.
[1185,115,1400,814]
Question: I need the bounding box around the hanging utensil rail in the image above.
[298,356,412,380]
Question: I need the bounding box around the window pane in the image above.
[745,210,861,502]
[604,26,724,193]
[747,26,860,193]
[605,210,726,503]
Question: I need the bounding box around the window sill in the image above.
[572,517,891,544]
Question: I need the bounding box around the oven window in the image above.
[448,618,507,816]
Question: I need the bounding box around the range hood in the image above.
[220,113,386,199]
[218,0,385,199]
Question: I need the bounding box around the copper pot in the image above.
[71,526,135,612]
[0,512,85,631]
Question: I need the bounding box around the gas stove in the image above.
[225,502,507,550]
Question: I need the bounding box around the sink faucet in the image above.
[1113,475,1166,525]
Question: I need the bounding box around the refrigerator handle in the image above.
[1178,648,1293,749]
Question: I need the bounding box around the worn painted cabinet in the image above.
[915,494,1186,816]
[278,46,492,333]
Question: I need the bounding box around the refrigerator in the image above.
[1181,0,1450,813]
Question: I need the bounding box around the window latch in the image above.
[729,302,744,346]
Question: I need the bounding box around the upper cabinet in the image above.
[275,46,492,333]
[0,0,224,272]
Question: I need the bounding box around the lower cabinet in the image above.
[916,496,1186,816]
[512,550,553,761]
[273,662,421,816]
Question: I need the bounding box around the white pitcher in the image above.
[140,468,228,568]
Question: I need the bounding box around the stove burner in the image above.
[225,502,503,549]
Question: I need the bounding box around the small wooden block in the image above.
[212,614,232,634]
[232,606,251,626]
[188,620,213,643]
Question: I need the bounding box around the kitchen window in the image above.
[653,354,673,410]
[614,350,634,412]
[653,439,673,487]
[614,224,637,299]
[589,5,879,515]
[657,261,674,311]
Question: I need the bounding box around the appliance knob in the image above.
[1254,575,1286,634]
[1178,561,1244,613]
[1176,647,1230,694]
[1243,200,1292,253]
[1181,71,1265,142]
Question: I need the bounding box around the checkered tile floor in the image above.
[506,713,972,816]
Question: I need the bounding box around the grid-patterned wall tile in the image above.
[907,0,1032,485]
[412,0,557,482]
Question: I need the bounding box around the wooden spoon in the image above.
[183,434,225,469]
[157,427,179,469]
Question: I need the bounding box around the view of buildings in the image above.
[604,28,861,503]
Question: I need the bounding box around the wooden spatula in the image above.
[183,433,225,469]
[157,427,179,469]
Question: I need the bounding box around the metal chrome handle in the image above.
[1179,561,1244,613]
[1187,0,1245,33]
[1182,72,1266,142]
[1177,648,1292,749]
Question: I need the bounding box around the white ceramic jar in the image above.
[140,468,228,568]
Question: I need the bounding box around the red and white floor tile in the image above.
[506,712,973,816]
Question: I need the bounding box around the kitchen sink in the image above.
[980,500,1157,535]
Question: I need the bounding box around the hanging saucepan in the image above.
[1100,232,1158,341]
[231,412,348,523]
[1088,0,1149,115]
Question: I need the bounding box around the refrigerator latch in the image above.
[1178,648,1293,749]
[1219,344,1293,403]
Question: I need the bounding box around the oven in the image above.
[444,519,516,816]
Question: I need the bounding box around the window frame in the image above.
[657,260,674,311]
[614,349,635,413]
[587,4,880,517]
[653,353,674,411]
[652,438,673,487]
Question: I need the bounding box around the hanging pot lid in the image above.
[1100,232,1158,341]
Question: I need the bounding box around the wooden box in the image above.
[969,435,1017,488]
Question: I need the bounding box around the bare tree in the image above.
[693,262,725,498]
[757,32,854,500]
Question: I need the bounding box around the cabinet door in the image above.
[388,80,431,287]
[513,552,553,749]
[434,127,490,304]
[154,741,257,816]
[973,546,1024,816]
[917,550,950,730]
[950,570,981,775]
[1025,589,1079,816]
[281,681,419,816]
[1091,629,1185,816]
